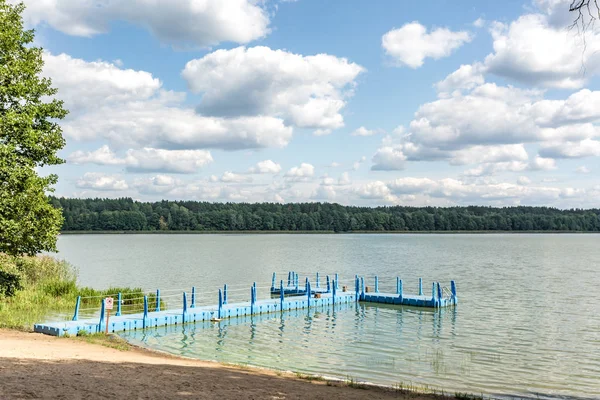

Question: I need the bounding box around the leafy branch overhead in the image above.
[0,1,67,256]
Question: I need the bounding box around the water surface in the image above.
[55,234,600,399]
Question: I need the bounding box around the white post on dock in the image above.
[419,278,423,296]
[375,276,379,293]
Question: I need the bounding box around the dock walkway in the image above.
[34,273,457,337]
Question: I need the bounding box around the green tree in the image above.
[0,1,67,256]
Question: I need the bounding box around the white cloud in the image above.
[576,166,591,174]
[352,156,367,171]
[16,0,270,48]
[372,146,408,171]
[539,139,600,158]
[484,13,600,88]
[382,22,472,68]
[47,53,293,151]
[312,185,337,201]
[351,126,377,136]
[338,172,351,185]
[435,63,485,93]
[133,175,183,195]
[284,163,315,180]
[248,160,282,174]
[182,46,364,131]
[69,146,213,173]
[219,172,253,183]
[43,52,161,114]
[517,176,532,185]
[530,156,557,170]
[76,173,128,191]
[354,181,395,202]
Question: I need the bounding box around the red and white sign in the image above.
[105,297,114,310]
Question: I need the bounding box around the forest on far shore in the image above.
[51,197,600,233]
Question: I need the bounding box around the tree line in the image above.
[51,197,600,232]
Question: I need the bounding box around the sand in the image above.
[0,329,449,400]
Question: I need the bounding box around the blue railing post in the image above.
[218,289,222,319]
[116,293,122,316]
[295,273,299,290]
[280,280,284,310]
[72,296,81,321]
[332,279,337,305]
[307,281,311,307]
[250,285,256,314]
[287,271,291,286]
[316,272,320,288]
[355,275,359,302]
[155,289,160,312]
[305,277,309,295]
[419,278,423,296]
[326,275,331,293]
[432,282,436,306]
[271,273,276,291]
[223,284,228,305]
[335,273,339,290]
[396,278,400,295]
[451,280,458,305]
[143,295,148,328]
[375,276,379,293]
[182,292,187,322]
[191,286,196,308]
[437,282,442,308]
[398,279,403,301]
[360,276,365,300]
[98,298,106,333]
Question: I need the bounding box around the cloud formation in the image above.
[382,22,472,68]
[15,0,270,47]
[182,46,364,131]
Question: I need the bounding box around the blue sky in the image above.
[17,0,600,207]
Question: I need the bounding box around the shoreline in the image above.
[0,328,465,399]
[58,230,599,235]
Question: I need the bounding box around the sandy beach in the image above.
[0,329,450,400]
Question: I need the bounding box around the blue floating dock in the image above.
[34,273,457,337]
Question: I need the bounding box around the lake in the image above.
[54,233,600,399]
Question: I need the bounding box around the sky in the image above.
[14,0,600,208]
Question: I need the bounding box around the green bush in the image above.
[0,270,22,297]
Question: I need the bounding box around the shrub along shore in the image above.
[0,254,151,330]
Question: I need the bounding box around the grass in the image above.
[295,372,325,382]
[71,331,131,351]
[0,254,158,330]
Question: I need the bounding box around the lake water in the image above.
[55,234,600,399]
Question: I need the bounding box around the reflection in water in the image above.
[122,303,460,389]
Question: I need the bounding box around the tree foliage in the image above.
[53,197,600,233]
[0,1,67,256]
